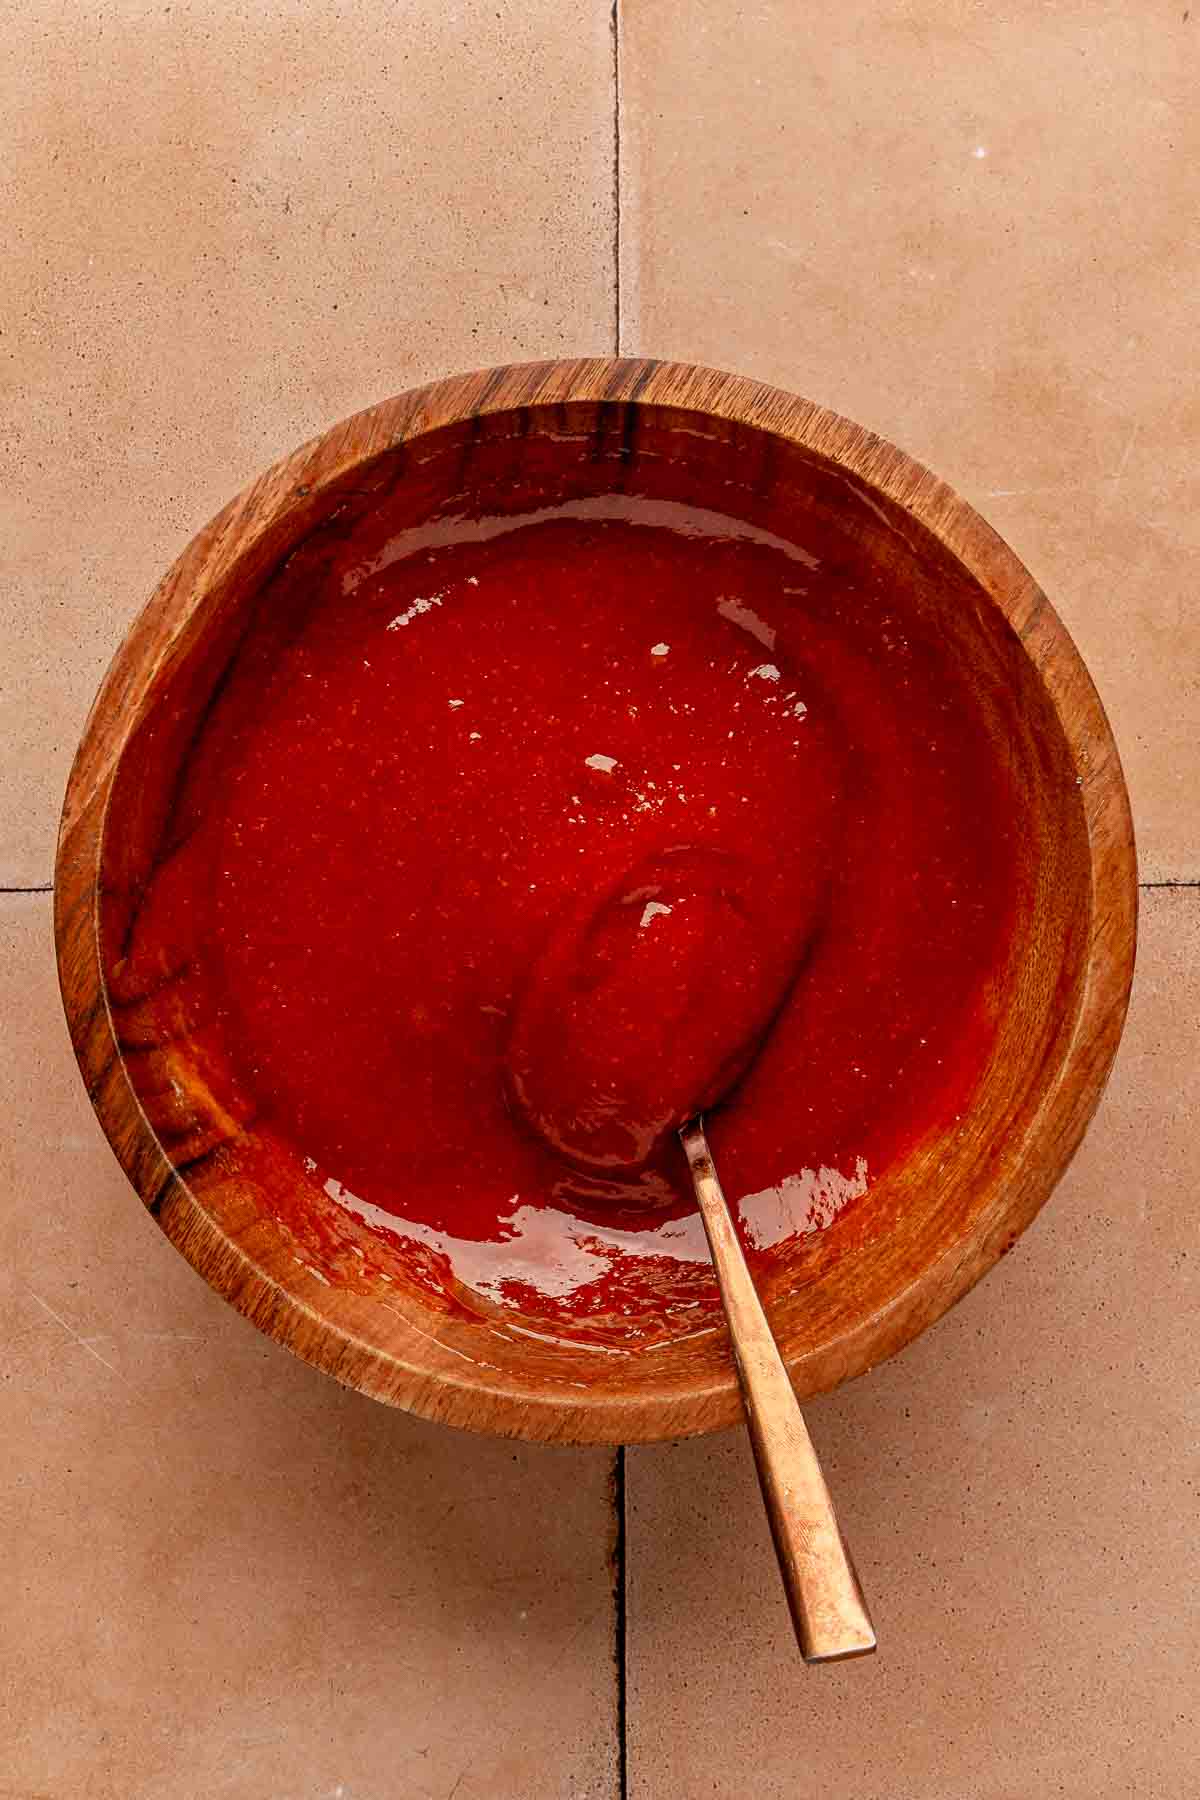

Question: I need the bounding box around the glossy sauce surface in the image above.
[170,492,1022,1314]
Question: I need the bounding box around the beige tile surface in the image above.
[620,0,1199,880]
[0,894,618,1800]
[5,5,1197,1795]
[0,0,615,887]
[625,889,1199,1799]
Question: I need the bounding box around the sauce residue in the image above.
[167,492,1021,1318]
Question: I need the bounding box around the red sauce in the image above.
[170,491,1021,1314]
[506,839,831,1176]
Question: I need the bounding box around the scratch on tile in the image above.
[1107,420,1141,493]
[28,1292,133,1387]
[125,1330,206,1341]
[983,481,1095,500]
[78,1330,205,1345]
[985,438,1143,505]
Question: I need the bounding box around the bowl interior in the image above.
[88,388,1097,1439]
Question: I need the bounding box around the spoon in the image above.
[505,848,876,1660]
[679,1117,875,1662]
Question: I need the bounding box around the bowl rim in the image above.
[54,355,1138,1443]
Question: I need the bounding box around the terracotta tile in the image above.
[625,889,1199,1798]
[0,896,618,1800]
[620,0,1198,878]
[0,0,615,887]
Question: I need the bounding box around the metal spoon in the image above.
[679,1117,876,1663]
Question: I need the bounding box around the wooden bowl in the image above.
[55,359,1136,1443]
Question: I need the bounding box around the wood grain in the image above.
[54,358,1137,1443]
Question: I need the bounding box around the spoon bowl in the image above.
[504,844,821,1176]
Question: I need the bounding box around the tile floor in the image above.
[3,3,1195,1794]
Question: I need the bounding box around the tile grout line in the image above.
[1,884,54,894]
[1141,880,1200,889]
[613,1444,628,1800]
[611,0,621,355]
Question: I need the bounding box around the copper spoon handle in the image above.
[679,1119,877,1663]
